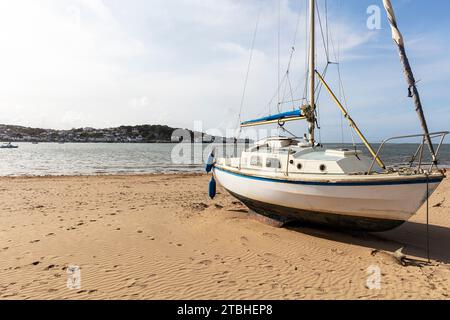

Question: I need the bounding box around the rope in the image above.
[279,125,298,139]
[427,178,430,263]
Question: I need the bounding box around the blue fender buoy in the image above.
[209,176,217,199]
[205,150,215,173]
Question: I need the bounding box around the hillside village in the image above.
[0,124,248,144]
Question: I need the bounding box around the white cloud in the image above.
[0,0,446,142]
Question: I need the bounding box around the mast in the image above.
[382,0,437,164]
[308,0,316,146]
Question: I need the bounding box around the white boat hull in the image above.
[214,166,444,231]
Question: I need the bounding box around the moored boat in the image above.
[0,142,19,149]
[213,136,446,231]
[208,0,448,232]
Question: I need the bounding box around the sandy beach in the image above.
[0,173,449,300]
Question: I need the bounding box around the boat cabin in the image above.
[218,137,380,175]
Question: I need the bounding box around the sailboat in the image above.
[208,0,448,232]
[0,142,19,149]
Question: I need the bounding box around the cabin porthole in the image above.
[289,160,294,165]
[297,163,302,170]
[319,164,327,172]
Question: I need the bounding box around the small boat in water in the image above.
[208,0,448,232]
[0,142,19,149]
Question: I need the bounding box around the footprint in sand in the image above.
[29,240,40,244]
[262,232,280,239]
[45,264,56,271]
[198,260,212,266]
[126,279,138,288]
[191,203,209,211]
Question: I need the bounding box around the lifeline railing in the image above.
[367,131,449,175]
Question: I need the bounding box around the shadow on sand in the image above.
[285,220,450,264]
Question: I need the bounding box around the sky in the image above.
[0,0,449,142]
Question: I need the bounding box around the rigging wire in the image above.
[280,0,303,110]
[302,0,310,104]
[277,0,281,112]
[325,0,329,60]
[265,0,305,117]
[278,0,304,113]
[314,0,333,144]
[316,0,330,63]
[237,2,263,133]
[335,0,356,147]
[284,1,305,112]
[281,48,294,110]
[239,0,357,146]
[319,0,355,147]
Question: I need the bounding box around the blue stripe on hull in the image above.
[214,166,444,187]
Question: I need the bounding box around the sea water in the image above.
[0,142,448,176]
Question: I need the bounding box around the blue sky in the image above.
[0,0,448,142]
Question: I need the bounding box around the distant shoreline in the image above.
[0,141,249,144]
[2,141,449,145]
[0,124,250,144]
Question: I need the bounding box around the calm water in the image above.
[0,142,448,176]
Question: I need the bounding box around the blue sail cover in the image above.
[241,110,303,126]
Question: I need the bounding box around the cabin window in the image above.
[250,156,262,167]
[320,164,327,172]
[297,163,303,170]
[266,158,281,169]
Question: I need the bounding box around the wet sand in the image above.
[0,174,449,299]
